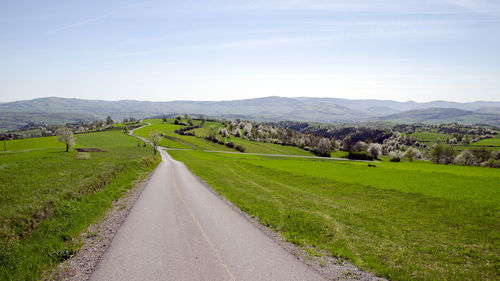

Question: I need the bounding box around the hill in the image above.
[378,108,500,125]
[1,96,499,129]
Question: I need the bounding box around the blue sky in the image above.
[1,0,499,102]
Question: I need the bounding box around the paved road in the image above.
[90,149,324,281]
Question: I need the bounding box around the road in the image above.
[90,149,325,281]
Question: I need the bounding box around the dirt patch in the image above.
[47,173,153,281]
[75,148,107,153]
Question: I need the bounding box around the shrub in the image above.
[225,142,235,148]
[348,151,374,161]
[235,145,246,152]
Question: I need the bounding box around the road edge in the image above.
[47,170,156,281]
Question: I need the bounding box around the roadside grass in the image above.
[168,150,499,280]
[0,131,160,280]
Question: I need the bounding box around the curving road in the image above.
[89,149,325,281]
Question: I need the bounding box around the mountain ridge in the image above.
[1,96,499,129]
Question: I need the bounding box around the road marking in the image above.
[169,162,237,281]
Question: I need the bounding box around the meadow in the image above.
[0,130,159,280]
[168,149,499,280]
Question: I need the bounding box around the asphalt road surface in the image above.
[90,149,325,281]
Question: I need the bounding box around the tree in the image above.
[367,143,382,159]
[442,146,455,164]
[106,116,114,126]
[148,130,162,155]
[316,138,331,157]
[430,143,444,164]
[124,126,129,134]
[56,126,75,152]
[403,147,419,162]
[455,150,476,166]
[162,114,167,122]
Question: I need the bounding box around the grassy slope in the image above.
[194,121,314,156]
[135,119,314,156]
[168,150,499,281]
[0,130,159,280]
[470,136,500,146]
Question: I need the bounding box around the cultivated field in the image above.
[0,130,159,280]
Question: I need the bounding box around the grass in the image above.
[470,137,500,146]
[168,150,499,281]
[410,132,452,143]
[0,130,160,280]
[1,136,64,151]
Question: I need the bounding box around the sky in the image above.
[1,0,499,103]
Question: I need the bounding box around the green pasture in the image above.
[168,150,499,281]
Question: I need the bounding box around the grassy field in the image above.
[168,150,499,280]
[410,132,452,143]
[0,130,160,280]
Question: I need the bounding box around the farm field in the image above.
[168,149,499,280]
[0,130,160,280]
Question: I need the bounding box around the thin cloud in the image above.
[46,2,144,34]
[108,35,335,58]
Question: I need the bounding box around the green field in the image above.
[410,132,452,143]
[0,130,160,280]
[168,150,499,280]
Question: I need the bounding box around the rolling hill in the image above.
[1,96,499,130]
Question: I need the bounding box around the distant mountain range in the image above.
[1,96,499,130]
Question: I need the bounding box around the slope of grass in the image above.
[470,137,500,146]
[0,131,160,280]
[1,136,64,151]
[410,132,452,143]
[168,150,499,281]
[135,119,314,156]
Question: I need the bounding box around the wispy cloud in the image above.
[46,2,144,34]
[444,0,500,14]
[108,35,335,58]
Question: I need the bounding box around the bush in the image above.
[225,142,235,148]
[235,145,246,152]
[348,151,374,161]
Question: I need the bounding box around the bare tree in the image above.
[148,130,162,155]
[56,126,75,152]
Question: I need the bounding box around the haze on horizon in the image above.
[1,0,500,103]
